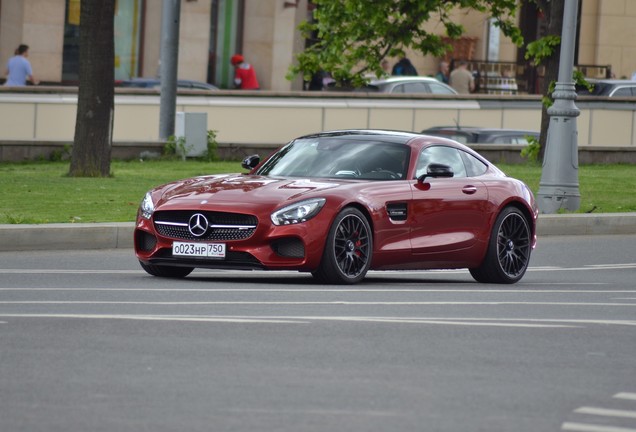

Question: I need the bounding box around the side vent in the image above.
[386,203,408,221]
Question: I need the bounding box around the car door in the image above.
[409,145,489,254]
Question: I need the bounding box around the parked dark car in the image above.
[421,127,539,145]
[577,79,636,97]
[119,78,219,91]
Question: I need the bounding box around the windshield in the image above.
[255,137,410,180]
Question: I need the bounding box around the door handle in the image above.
[462,185,478,195]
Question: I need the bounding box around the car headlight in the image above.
[271,198,326,226]
[140,192,155,219]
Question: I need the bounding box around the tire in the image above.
[469,207,532,284]
[312,207,373,284]
[139,261,194,278]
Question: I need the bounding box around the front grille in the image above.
[154,210,257,241]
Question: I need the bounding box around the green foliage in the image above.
[164,135,189,160]
[524,35,561,65]
[163,130,219,162]
[288,0,523,85]
[163,135,180,157]
[204,130,220,162]
[573,69,593,92]
[520,135,540,163]
[540,72,592,109]
[49,144,72,162]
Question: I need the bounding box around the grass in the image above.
[1,160,635,224]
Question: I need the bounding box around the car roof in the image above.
[120,78,218,90]
[423,126,538,134]
[369,76,442,85]
[296,129,421,145]
[586,79,636,84]
[578,79,636,96]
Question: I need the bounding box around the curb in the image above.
[1,213,636,252]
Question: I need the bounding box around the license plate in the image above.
[173,241,226,258]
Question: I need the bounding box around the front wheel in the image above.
[312,208,373,284]
[139,261,194,278]
[469,207,532,284]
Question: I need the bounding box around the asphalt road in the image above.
[1,235,635,432]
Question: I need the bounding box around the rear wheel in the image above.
[469,207,531,284]
[139,261,194,278]
[312,207,373,284]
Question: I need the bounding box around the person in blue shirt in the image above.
[4,44,38,86]
[391,57,418,76]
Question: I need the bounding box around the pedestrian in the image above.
[449,60,475,94]
[435,60,449,84]
[230,54,259,90]
[391,57,418,76]
[4,44,38,86]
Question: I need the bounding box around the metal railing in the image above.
[460,60,612,95]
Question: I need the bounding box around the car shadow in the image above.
[181,272,475,286]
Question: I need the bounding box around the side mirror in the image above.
[242,154,260,170]
[418,163,454,182]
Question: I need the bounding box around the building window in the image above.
[62,0,143,83]
[208,0,243,89]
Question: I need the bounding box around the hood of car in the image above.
[155,174,341,210]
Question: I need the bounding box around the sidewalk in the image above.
[1,213,636,252]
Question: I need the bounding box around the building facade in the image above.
[1,0,635,91]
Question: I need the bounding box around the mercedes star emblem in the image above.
[188,213,209,237]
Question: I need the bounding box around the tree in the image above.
[289,0,566,158]
[290,0,523,87]
[524,0,564,161]
[68,0,116,177]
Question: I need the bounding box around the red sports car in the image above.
[135,130,537,284]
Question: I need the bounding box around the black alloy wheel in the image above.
[313,207,373,284]
[470,207,531,284]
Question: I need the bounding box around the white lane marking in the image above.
[221,407,399,417]
[222,407,399,417]
[615,393,636,401]
[0,313,306,324]
[0,269,143,274]
[1,314,635,328]
[574,407,636,419]
[0,314,574,328]
[562,422,636,432]
[2,300,635,306]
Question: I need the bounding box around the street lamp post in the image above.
[537,0,581,214]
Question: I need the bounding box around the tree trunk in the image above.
[69,0,115,177]
[538,0,564,161]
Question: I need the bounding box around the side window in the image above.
[415,145,467,179]
[492,135,528,144]
[612,87,632,97]
[401,82,430,93]
[392,84,406,94]
[429,82,456,95]
[460,150,488,177]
